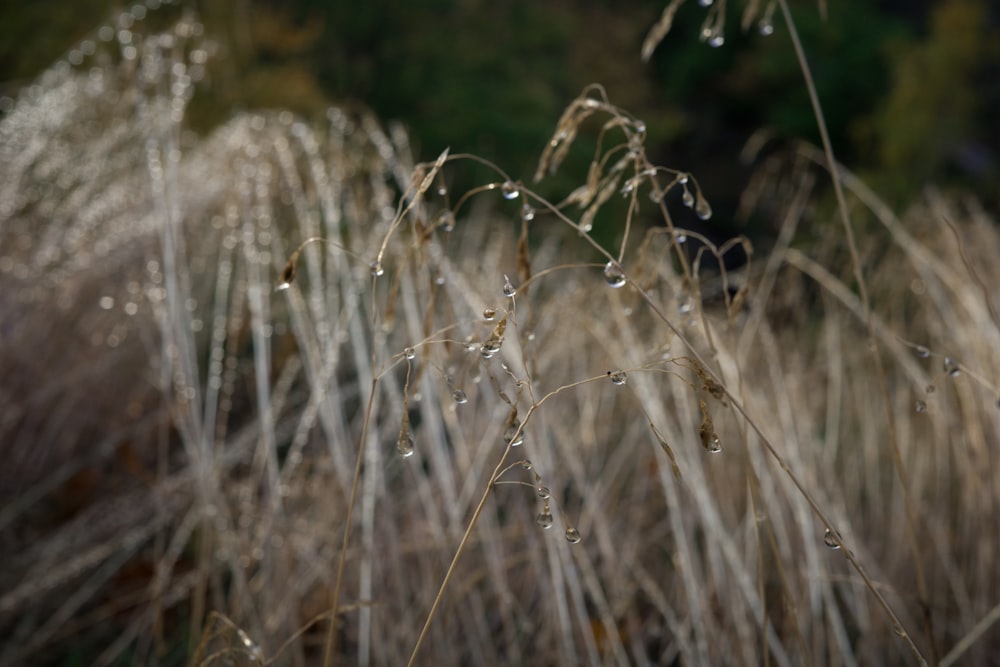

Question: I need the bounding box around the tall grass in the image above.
[1,3,999,666]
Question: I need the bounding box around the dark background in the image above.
[2,0,998,241]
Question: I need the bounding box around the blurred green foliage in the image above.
[2,0,997,219]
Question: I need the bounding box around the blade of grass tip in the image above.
[775,2,931,663]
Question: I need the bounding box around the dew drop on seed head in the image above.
[565,527,582,543]
[521,202,536,221]
[603,261,627,288]
[504,422,524,447]
[944,357,960,377]
[537,486,551,500]
[682,189,695,208]
[502,275,516,298]
[609,370,627,385]
[370,259,385,277]
[536,510,554,529]
[823,529,841,550]
[397,431,415,458]
[695,195,713,220]
[483,307,496,321]
[501,181,520,200]
[915,399,927,414]
[404,347,416,360]
[452,389,468,404]
[916,345,930,358]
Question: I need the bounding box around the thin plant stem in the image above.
[776,1,931,663]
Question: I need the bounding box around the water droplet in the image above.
[915,399,927,414]
[893,625,907,638]
[698,0,713,5]
[452,389,468,404]
[275,282,291,291]
[397,429,415,458]
[537,486,551,500]
[944,357,960,377]
[916,345,930,358]
[681,189,695,208]
[608,370,627,385]
[370,259,385,277]
[708,34,725,48]
[404,347,416,360]
[237,629,263,661]
[521,203,536,221]
[521,459,533,470]
[565,527,582,543]
[501,181,520,200]
[695,194,713,220]
[483,307,496,321]
[603,261,627,288]
[926,384,936,394]
[536,510,554,529]
[823,529,841,550]
[437,185,448,196]
[502,275,516,298]
[437,210,455,232]
[504,422,524,447]
[758,18,774,35]
[481,316,506,358]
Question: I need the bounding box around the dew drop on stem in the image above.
[823,528,841,550]
[608,370,627,385]
[483,307,496,321]
[603,261,627,288]
[944,357,960,377]
[397,415,415,458]
[521,202,535,221]
[915,399,927,414]
[502,275,516,298]
[916,345,930,358]
[565,527,582,544]
[452,388,468,404]
[501,180,520,200]
[370,259,385,277]
[404,347,416,360]
[536,486,551,500]
[536,510,554,529]
[504,422,524,447]
[682,189,695,208]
